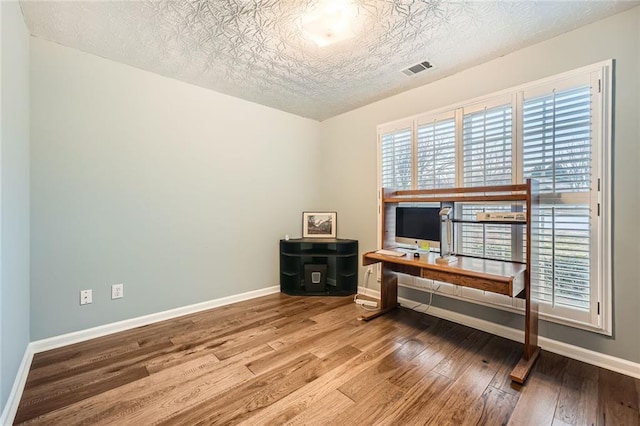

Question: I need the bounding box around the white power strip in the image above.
[355,299,378,308]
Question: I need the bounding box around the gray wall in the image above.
[0,1,31,408]
[319,7,640,363]
[30,38,322,340]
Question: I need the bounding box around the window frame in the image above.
[376,60,613,335]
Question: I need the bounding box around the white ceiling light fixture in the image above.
[301,0,358,47]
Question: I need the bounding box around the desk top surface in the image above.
[363,250,526,283]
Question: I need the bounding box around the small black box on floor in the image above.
[304,264,327,292]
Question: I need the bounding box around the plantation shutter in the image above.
[459,101,514,260]
[416,115,456,189]
[463,104,513,187]
[523,84,593,311]
[380,127,413,190]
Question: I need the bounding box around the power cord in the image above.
[403,280,441,312]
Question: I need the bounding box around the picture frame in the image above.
[302,212,337,238]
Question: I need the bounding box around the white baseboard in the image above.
[0,345,34,426]
[358,286,640,379]
[1,286,280,425]
[31,286,280,353]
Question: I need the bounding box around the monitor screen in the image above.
[395,206,441,249]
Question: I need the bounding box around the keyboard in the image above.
[375,249,406,257]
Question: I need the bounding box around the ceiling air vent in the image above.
[402,61,433,76]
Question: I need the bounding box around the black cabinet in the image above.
[280,238,358,296]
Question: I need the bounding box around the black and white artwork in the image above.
[302,212,337,238]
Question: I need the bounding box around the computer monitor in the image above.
[395,206,441,250]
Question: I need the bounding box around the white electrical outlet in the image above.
[111,283,124,299]
[80,289,92,305]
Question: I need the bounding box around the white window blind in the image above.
[380,128,413,190]
[523,85,593,312]
[417,117,456,189]
[523,86,592,193]
[463,104,513,187]
[459,205,515,261]
[460,103,514,260]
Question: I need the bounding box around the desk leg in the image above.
[358,263,399,321]
[510,279,541,383]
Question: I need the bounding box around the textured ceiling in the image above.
[20,0,638,120]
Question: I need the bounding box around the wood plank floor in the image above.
[14,294,640,425]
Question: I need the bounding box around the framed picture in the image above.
[302,212,337,238]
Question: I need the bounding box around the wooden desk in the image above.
[362,250,540,383]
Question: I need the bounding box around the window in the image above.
[522,75,601,326]
[376,61,612,333]
[462,102,513,187]
[416,113,456,189]
[380,124,413,191]
[460,98,515,261]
